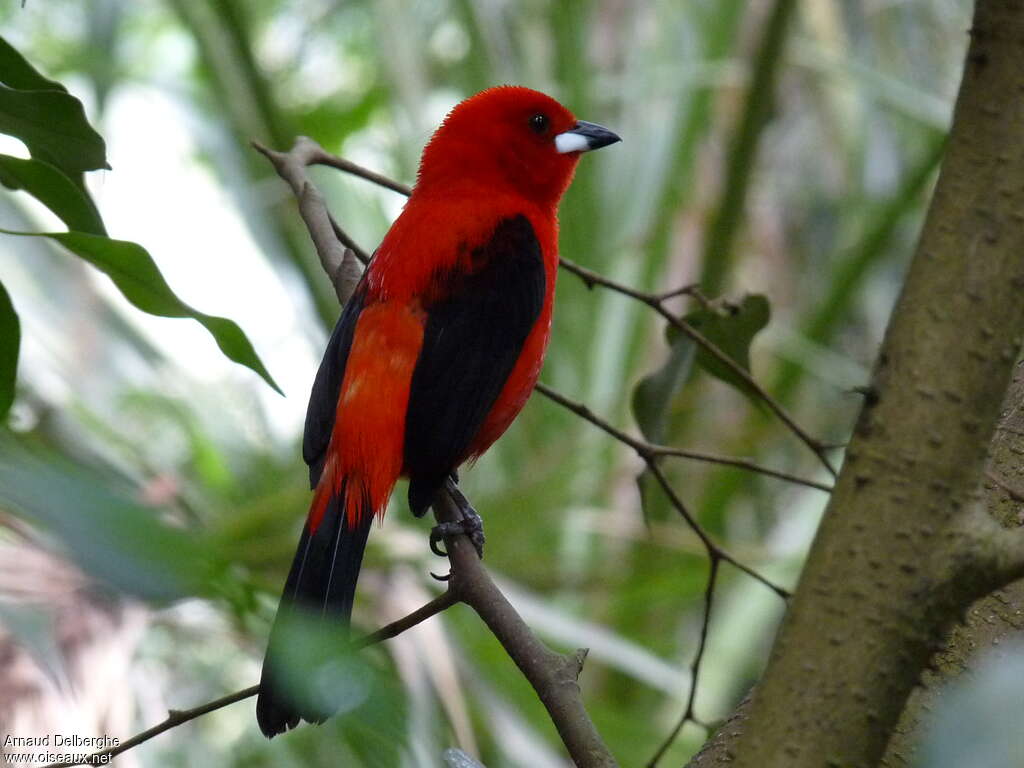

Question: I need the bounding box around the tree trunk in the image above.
[700,2,1024,765]
[881,358,1024,765]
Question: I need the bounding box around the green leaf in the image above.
[0,35,67,92]
[0,84,110,175]
[0,154,105,234]
[630,329,697,522]
[0,229,282,394]
[628,295,771,522]
[685,294,770,406]
[0,280,18,420]
[0,435,224,603]
[632,332,697,446]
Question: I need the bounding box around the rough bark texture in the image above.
[881,359,1024,765]
[718,2,1024,765]
[688,695,751,767]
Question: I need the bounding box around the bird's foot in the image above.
[429,479,485,560]
[429,508,485,559]
[427,479,485,581]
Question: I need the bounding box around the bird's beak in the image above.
[554,120,621,154]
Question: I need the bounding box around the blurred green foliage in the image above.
[0,1,970,766]
[916,642,1024,768]
[0,432,225,603]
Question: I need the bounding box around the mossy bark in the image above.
[881,359,1024,765]
[706,2,1024,766]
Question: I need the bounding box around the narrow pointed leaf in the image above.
[631,329,697,522]
[632,333,697,445]
[0,84,109,174]
[0,154,105,234]
[0,229,281,394]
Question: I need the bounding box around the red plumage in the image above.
[258,86,619,737]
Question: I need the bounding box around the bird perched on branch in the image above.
[257,85,619,737]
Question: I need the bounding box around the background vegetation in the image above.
[0,1,978,766]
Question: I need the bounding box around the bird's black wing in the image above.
[302,280,367,489]
[403,214,546,515]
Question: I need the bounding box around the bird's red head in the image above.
[415,86,620,209]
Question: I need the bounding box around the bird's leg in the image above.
[429,476,485,560]
[447,481,485,557]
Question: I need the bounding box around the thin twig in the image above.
[40,590,460,768]
[252,138,369,267]
[642,303,834,478]
[309,148,413,196]
[354,588,460,648]
[652,445,831,492]
[541,379,792,596]
[656,283,704,302]
[645,460,790,598]
[329,219,372,265]
[557,258,837,479]
[252,138,369,289]
[535,382,831,493]
[646,558,720,768]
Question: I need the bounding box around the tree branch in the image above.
[39,590,460,768]
[433,490,618,767]
[536,383,793,598]
[252,138,366,296]
[535,382,830,493]
[555,257,837,479]
[646,557,719,767]
[643,460,789,599]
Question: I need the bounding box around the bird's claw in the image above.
[429,509,485,560]
[429,524,454,557]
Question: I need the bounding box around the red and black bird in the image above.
[257,86,620,737]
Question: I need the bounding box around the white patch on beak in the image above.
[555,132,591,154]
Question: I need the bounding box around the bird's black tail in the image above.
[257,489,373,737]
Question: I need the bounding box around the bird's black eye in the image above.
[529,113,549,134]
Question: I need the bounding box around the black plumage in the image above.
[404,214,545,515]
[302,282,367,489]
